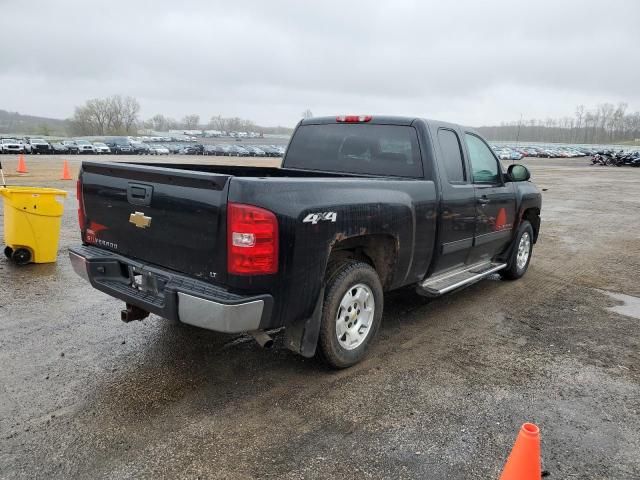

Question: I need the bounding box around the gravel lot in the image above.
[1,154,639,479]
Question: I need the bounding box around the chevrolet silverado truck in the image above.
[69,115,541,368]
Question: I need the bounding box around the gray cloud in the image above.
[1,0,639,126]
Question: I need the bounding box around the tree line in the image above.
[477,103,640,144]
[68,95,293,136]
[142,113,260,133]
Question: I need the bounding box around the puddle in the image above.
[600,290,640,320]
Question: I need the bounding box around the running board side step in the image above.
[417,262,507,297]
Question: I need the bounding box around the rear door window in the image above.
[284,124,424,178]
[437,129,466,183]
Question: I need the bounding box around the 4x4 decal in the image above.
[303,212,337,224]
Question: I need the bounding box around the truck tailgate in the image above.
[80,161,230,282]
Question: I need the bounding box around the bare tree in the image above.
[122,96,141,133]
[301,109,313,119]
[149,114,168,131]
[209,115,228,132]
[182,114,200,129]
[69,95,141,135]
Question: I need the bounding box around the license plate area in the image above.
[128,266,168,298]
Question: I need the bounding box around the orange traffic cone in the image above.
[16,154,28,174]
[499,423,541,480]
[61,160,72,180]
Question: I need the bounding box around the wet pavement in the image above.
[1,155,639,479]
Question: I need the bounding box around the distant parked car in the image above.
[497,149,511,160]
[215,144,232,156]
[181,144,204,155]
[51,142,70,153]
[104,137,134,154]
[1,138,24,154]
[228,145,250,156]
[258,145,280,157]
[18,140,32,154]
[74,139,97,154]
[130,141,151,155]
[149,144,170,155]
[93,142,111,154]
[164,143,183,154]
[61,140,79,154]
[244,146,266,157]
[545,149,560,157]
[527,148,541,157]
[203,145,218,156]
[25,138,53,154]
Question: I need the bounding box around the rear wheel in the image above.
[4,246,13,259]
[318,260,383,368]
[500,221,533,280]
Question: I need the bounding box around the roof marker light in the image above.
[336,115,372,123]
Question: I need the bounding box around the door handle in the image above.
[477,196,490,205]
[127,183,153,206]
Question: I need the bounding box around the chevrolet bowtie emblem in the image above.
[129,211,152,229]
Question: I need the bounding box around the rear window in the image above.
[284,124,423,177]
[437,128,466,183]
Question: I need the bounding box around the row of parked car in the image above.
[0,137,285,157]
[490,144,598,160]
[202,144,285,157]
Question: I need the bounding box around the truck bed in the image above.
[133,162,371,178]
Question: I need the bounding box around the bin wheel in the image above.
[11,248,32,265]
[4,246,13,259]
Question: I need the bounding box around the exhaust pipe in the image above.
[248,330,274,349]
[121,304,150,323]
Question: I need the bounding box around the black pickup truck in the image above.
[70,116,541,368]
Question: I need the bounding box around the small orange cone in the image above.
[61,160,72,180]
[499,423,541,480]
[16,153,28,174]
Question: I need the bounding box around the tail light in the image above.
[336,115,372,123]
[76,179,86,240]
[227,202,278,275]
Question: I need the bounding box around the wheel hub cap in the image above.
[516,232,531,270]
[335,283,375,350]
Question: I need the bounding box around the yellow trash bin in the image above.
[1,186,68,264]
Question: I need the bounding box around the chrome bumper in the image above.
[69,246,271,334]
[177,293,263,332]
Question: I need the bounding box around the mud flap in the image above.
[284,287,324,358]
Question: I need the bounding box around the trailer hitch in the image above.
[121,303,150,323]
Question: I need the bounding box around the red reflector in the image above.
[227,203,278,275]
[76,179,86,240]
[336,115,372,123]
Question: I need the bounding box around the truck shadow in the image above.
[79,278,503,431]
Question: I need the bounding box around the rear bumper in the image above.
[69,245,273,333]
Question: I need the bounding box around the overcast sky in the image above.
[1,0,639,127]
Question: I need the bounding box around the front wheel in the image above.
[318,260,383,368]
[500,220,533,280]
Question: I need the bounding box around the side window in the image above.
[437,129,466,183]
[464,133,501,184]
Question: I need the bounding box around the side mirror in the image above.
[507,164,530,182]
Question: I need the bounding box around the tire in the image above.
[318,260,383,368]
[4,246,13,259]
[500,220,534,280]
[11,248,32,265]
